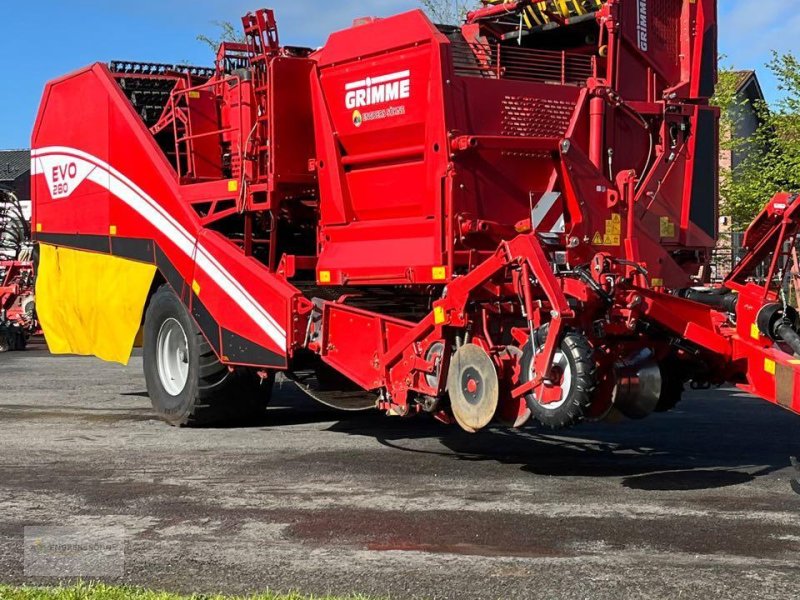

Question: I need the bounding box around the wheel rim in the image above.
[156,318,189,396]
[531,348,573,410]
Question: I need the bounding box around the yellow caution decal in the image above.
[660,216,676,238]
[36,244,157,365]
[592,214,622,247]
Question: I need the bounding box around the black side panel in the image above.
[36,232,110,253]
[222,328,285,368]
[111,237,155,263]
[690,109,718,239]
[698,24,717,99]
[154,244,184,298]
[191,293,221,355]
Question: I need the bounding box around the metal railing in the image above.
[451,42,594,85]
[712,232,799,286]
[151,74,248,183]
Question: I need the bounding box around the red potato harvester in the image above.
[29,0,800,432]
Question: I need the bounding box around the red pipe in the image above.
[466,1,528,23]
[589,96,605,169]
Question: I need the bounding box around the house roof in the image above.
[0,149,31,182]
[733,70,765,101]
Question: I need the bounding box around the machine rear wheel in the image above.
[143,285,273,426]
[521,330,596,429]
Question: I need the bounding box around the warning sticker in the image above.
[606,213,622,235]
[660,216,676,238]
[592,214,622,246]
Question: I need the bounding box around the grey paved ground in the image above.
[1,339,799,599]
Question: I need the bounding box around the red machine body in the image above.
[30,1,800,431]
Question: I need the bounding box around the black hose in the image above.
[775,322,800,358]
[681,288,739,313]
[574,266,613,304]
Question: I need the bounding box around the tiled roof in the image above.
[732,70,764,100]
[0,149,31,182]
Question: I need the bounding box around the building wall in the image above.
[730,80,763,170]
[714,75,764,281]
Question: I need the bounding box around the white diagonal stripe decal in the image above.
[31,146,286,351]
[551,214,565,234]
[532,192,561,229]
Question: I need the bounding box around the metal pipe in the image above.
[467,1,528,23]
[589,96,605,169]
[519,262,537,347]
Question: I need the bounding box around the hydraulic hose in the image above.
[681,288,739,314]
[774,321,800,358]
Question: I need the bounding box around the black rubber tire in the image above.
[655,360,684,413]
[143,285,273,427]
[521,329,597,429]
[0,325,26,352]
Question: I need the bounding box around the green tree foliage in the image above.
[713,53,800,229]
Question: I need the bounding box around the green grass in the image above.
[0,582,378,600]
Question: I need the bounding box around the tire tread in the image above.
[144,285,273,427]
[524,328,597,430]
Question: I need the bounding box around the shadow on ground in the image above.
[212,384,799,493]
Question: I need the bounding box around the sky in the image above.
[0,1,796,149]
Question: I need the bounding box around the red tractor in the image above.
[0,189,36,351]
[29,1,800,431]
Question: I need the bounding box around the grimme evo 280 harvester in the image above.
[30,0,800,430]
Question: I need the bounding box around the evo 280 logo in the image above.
[50,163,78,197]
[38,155,95,199]
[636,0,649,51]
[345,70,410,127]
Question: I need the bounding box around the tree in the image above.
[713,53,800,229]
[197,21,246,52]
[419,0,474,25]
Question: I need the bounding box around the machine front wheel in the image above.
[521,330,596,430]
[143,285,272,426]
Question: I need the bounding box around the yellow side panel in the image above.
[36,244,157,365]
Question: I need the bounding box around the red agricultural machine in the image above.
[29,0,800,430]
[0,189,36,351]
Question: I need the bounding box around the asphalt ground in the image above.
[1,339,799,599]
